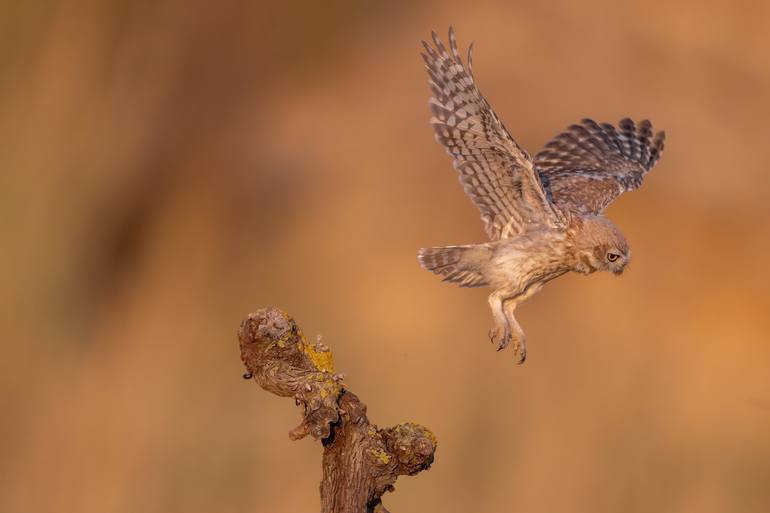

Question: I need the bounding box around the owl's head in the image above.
[572,216,630,275]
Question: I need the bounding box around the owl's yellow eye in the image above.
[607,253,620,262]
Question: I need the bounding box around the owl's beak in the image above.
[612,258,629,276]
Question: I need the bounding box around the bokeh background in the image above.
[3,1,770,512]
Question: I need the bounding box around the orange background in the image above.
[3,1,770,512]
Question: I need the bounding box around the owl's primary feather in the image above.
[418,28,666,364]
[421,27,562,241]
[534,118,666,214]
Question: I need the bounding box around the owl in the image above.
[417,28,666,364]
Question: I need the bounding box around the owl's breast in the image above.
[488,233,571,291]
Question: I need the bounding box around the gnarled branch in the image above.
[239,307,437,513]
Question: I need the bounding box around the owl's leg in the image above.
[487,289,513,350]
[502,299,527,364]
[502,283,543,364]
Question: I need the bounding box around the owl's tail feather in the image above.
[417,244,489,288]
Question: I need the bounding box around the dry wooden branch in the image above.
[239,307,437,513]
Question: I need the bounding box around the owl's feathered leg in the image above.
[502,300,527,364]
[502,283,543,364]
[487,290,512,350]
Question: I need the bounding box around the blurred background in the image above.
[3,0,770,512]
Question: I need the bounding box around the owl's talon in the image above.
[489,326,511,351]
[497,332,511,351]
[513,338,527,365]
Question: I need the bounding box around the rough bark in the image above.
[239,307,437,513]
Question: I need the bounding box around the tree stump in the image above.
[239,307,437,513]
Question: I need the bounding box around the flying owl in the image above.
[417,28,666,364]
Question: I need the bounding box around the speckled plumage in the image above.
[417,28,666,364]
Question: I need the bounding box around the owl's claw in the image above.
[488,326,527,364]
[513,338,527,365]
[488,326,511,351]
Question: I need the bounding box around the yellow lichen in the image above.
[300,334,335,373]
[395,422,438,448]
[423,427,438,448]
[266,327,293,351]
[312,379,340,401]
[276,329,293,348]
[370,448,391,465]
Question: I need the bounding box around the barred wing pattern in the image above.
[421,28,562,241]
[534,118,665,215]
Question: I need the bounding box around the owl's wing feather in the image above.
[422,28,563,241]
[534,118,665,214]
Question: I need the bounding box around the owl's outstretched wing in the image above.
[534,118,665,215]
[421,28,563,241]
